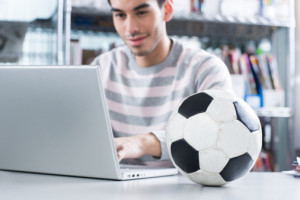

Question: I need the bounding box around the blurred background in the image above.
[0,0,299,172]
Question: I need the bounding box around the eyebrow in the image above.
[134,3,150,10]
[111,3,150,12]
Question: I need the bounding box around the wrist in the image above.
[138,133,162,158]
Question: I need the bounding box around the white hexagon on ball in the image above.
[248,130,262,160]
[166,113,187,142]
[206,99,237,123]
[184,113,219,151]
[217,120,251,158]
[187,170,226,186]
[199,147,229,173]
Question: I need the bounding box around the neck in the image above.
[135,36,172,68]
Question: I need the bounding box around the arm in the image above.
[195,55,233,93]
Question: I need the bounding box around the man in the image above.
[92,0,232,164]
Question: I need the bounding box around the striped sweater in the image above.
[91,38,232,161]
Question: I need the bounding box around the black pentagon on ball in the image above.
[220,153,253,182]
[171,139,200,173]
[233,100,260,132]
[178,92,213,119]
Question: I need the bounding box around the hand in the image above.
[114,133,161,162]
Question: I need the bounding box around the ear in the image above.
[163,0,174,22]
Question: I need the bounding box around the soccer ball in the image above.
[166,89,262,186]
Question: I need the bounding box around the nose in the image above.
[126,15,140,36]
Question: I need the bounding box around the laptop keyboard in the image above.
[120,164,166,170]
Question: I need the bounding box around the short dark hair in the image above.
[107,0,166,7]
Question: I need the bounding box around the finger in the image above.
[114,138,122,151]
[117,148,125,162]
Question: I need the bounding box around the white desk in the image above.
[0,171,299,200]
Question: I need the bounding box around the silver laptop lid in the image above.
[0,65,122,179]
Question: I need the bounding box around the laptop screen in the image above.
[0,65,122,179]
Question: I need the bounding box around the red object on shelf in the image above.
[294,165,300,172]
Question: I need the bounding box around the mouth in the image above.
[128,35,147,47]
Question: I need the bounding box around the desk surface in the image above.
[0,171,299,200]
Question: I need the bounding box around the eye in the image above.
[137,11,148,16]
[114,13,126,19]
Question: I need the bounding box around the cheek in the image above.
[151,21,164,36]
[113,21,124,36]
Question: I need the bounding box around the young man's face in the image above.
[110,0,167,57]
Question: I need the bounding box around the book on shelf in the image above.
[267,54,282,90]
[240,53,256,95]
[248,54,263,96]
[221,47,284,108]
[257,54,273,90]
[252,151,274,172]
[190,0,204,13]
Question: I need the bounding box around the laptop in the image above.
[0,65,177,180]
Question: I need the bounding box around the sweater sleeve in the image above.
[195,55,233,93]
[90,55,100,66]
[151,130,170,160]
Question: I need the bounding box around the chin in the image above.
[132,49,151,57]
[131,45,153,56]
[134,52,150,56]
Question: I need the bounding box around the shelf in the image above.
[254,107,292,118]
[173,13,294,28]
[71,6,110,16]
[71,6,293,28]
